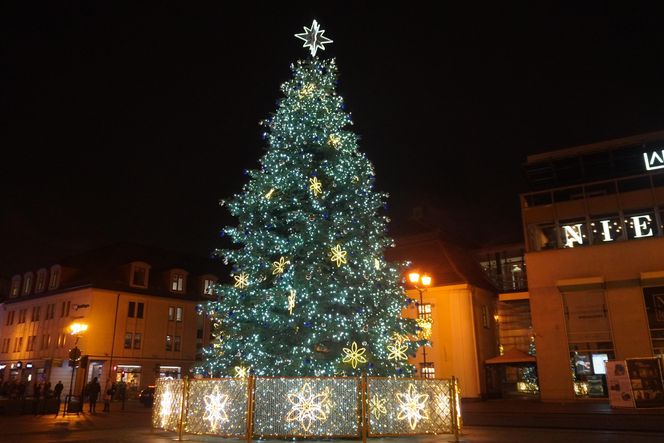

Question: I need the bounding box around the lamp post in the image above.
[64,322,88,416]
[408,272,432,378]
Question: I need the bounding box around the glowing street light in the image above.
[407,272,433,378]
[63,321,88,416]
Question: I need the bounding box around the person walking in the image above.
[87,377,101,414]
[54,380,64,401]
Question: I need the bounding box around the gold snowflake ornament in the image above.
[203,387,229,431]
[234,366,249,378]
[330,244,347,267]
[233,272,249,289]
[309,176,322,196]
[369,393,387,420]
[387,340,409,361]
[396,383,429,430]
[342,341,367,369]
[287,290,296,314]
[272,256,289,275]
[286,382,330,433]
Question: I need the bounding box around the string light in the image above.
[369,393,387,420]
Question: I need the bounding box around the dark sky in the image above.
[2,3,664,274]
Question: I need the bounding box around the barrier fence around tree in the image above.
[152,376,461,441]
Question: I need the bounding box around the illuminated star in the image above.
[328,134,341,149]
[369,393,387,420]
[294,19,333,57]
[330,244,347,267]
[272,256,289,275]
[342,341,367,369]
[396,383,429,430]
[286,382,330,433]
[203,387,229,431]
[234,366,249,378]
[233,272,249,289]
[287,290,296,314]
[309,177,322,196]
[387,341,409,361]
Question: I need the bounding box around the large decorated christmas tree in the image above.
[202,20,421,377]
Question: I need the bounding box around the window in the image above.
[41,334,51,350]
[420,362,435,379]
[1,338,10,353]
[45,304,55,320]
[13,337,23,353]
[31,306,40,322]
[130,262,150,288]
[26,335,36,352]
[124,333,132,349]
[203,278,217,295]
[168,306,175,321]
[22,272,34,295]
[174,336,181,352]
[624,209,658,240]
[528,223,557,251]
[481,305,490,329]
[417,303,432,320]
[171,273,185,292]
[133,333,142,349]
[57,333,67,348]
[60,301,70,318]
[10,275,21,297]
[165,335,173,352]
[137,302,144,319]
[643,287,664,359]
[48,265,61,290]
[128,302,136,318]
[35,269,47,293]
[590,214,623,244]
[18,309,27,324]
[176,307,183,322]
[6,311,15,325]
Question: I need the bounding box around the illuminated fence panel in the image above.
[252,377,361,438]
[185,378,248,437]
[152,379,184,432]
[367,377,454,436]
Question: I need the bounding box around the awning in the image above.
[485,348,537,365]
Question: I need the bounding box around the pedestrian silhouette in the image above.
[87,377,101,413]
[54,380,64,400]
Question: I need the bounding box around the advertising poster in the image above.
[605,360,634,408]
[626,358,664,408]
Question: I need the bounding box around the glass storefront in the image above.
[159,366,181,379]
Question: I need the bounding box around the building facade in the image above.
[521,130,664,401]
[0,243,219,399]
[390,231,499,399]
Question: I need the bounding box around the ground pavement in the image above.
[0,399,663,442]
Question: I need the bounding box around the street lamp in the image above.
[63,322,88,416]
[408,272,433,378]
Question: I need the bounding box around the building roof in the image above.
[388,230,496,292]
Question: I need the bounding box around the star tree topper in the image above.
[295,19,333,57]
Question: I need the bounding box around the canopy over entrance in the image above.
[485,348,536,365]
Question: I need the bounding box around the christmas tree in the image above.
[203,21,420,377]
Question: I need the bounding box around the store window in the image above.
[559,218,589,248]
[159,366,181,379]
[563,290,614,398]
[116,365,141,391]
[624,209,658,240]
[590,214,623,244]
[528,223,557,251]
[643,286,664,359]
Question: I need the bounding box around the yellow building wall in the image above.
[526,237,662,401]
[404,284,498,399]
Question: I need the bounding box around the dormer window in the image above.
[48,265,61,290]
[35,268,48,293]
[22,272,34,295]
[10,275,21,297]
[170,269,188,293]
[130,262,150,288]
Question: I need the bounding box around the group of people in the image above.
[0,379,63,402]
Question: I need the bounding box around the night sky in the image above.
[3,3,664,274]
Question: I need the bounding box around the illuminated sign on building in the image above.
[562,214,655,247]
[644,149,664,171]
